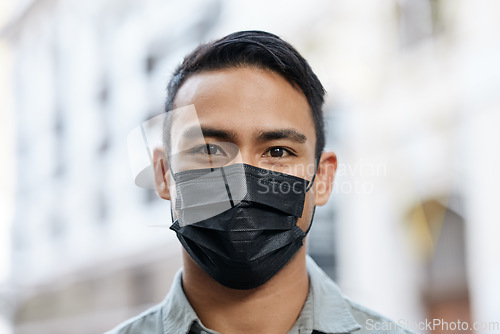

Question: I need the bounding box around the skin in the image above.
[154,66,337,334]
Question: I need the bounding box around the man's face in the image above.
[164,66,321,232]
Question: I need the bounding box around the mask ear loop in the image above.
[305,156,320,193]
[305,173,316,193]
[170,205,176,225]
[303,156,321,235]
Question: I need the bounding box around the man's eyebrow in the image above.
[257,129,307,144]
[181,125,236,141]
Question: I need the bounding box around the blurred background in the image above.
[1,0,500,333]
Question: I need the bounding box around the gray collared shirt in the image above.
[106,256,412,334]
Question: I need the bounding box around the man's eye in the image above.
[193,144,226,156]
[265,147,294,158]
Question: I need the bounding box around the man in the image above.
[108,31,410,334]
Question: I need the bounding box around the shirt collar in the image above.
[161,270,217,334]
[305,255,361,333]
[161,256,361,334]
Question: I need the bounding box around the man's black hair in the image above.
[165,30,326,159]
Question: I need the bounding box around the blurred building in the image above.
[2,0,500,333]
[0,1,15,333]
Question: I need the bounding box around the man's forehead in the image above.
[172,67,310,111]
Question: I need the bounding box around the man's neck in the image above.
[181,247,310,334]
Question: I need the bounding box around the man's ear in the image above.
[313,151,337,206]
[153,147,171,200]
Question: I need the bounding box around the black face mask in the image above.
[170,163,315,290]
